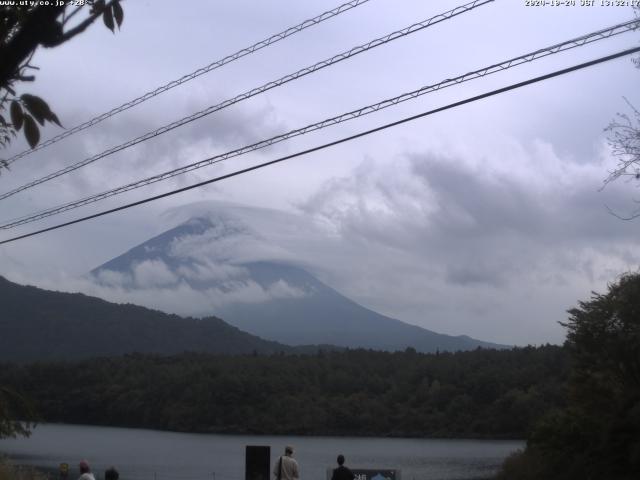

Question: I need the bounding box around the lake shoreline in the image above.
[27,421,527,442]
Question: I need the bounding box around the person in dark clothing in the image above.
[104,467,119,480]
[331,455,355,480]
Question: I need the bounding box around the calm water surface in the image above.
[0,424,522,480]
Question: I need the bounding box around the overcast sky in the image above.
[1,0,639,345]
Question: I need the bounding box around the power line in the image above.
[0,0,494,201]
[3,0,374,165]
[2,19,637,230]
[1,46,638,246]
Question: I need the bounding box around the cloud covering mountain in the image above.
[89,211,505,352]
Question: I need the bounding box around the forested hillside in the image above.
[0,345,567,438]
[0,276,295,361]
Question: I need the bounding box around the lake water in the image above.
[0,424,522,480]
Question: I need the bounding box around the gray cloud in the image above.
[79,268,310,319]
[292,141,639,343]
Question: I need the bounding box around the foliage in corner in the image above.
[603,100,640,219]
[496,272,640,480]
[0,0,124,168]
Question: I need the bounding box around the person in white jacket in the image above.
[273,446,299,480]
[78,460,95,480]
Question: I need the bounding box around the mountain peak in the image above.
[88,215,507,353]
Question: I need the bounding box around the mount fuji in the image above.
[90,213,506,352]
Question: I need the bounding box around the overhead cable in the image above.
[0,0,494,201]
[1,46,638,246]
[1,19,637,230]
[3,0,374,165]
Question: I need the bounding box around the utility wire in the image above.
[1,46,638,246]
[3,0,374,165]
[2,19,637,230]
[0,0,494,201]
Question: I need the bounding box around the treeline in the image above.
[0,345,567,438]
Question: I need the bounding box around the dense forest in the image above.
[0,345,566,439]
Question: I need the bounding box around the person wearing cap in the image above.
[331,455,354,480]
[273,445,299,480]
[78,460,95,480]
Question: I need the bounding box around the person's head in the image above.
[105,467,119,480]
[79,460,90,474]
[337,455,345,466]
[285,445,294,456]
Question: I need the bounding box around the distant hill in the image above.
[0,276,296,362]
[91,214,508,353]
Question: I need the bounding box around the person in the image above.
[105,467,119,480]
[331,454,354,480]
[273,445,299,480]
[78,460,95,480]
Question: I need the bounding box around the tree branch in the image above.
[52,1,116,47]
[605,204,640,221]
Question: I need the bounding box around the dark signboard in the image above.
[246,445,271,480]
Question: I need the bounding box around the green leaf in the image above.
[113,1,124,28]
[10,101,23,130]
[103,6,115,32]
[23,114,40,148]
[21,94,61,127]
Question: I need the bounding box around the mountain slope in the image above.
[91,215,507,352]
[0,276,294,362]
